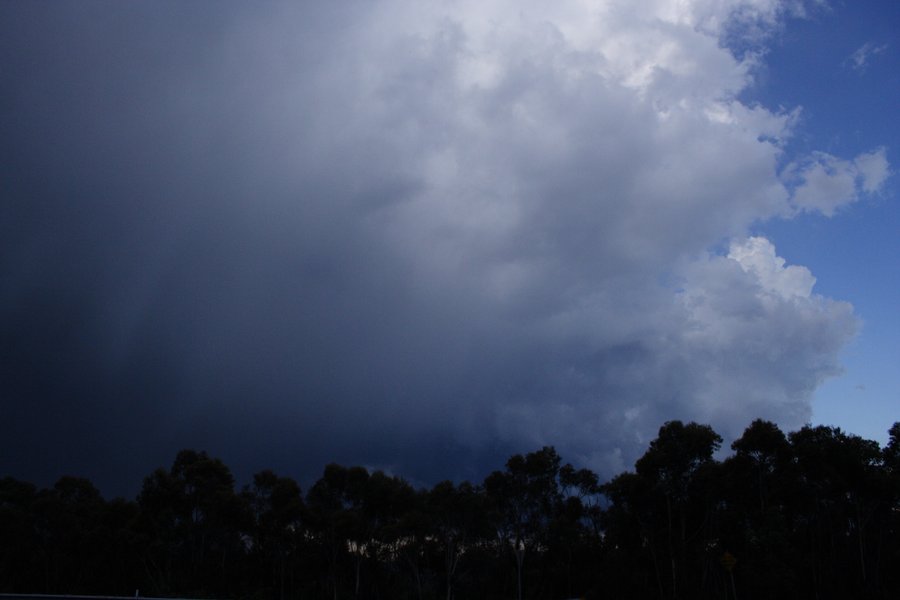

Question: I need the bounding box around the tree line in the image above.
[2,419,900,600]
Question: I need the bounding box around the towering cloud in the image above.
[0,0,886,491]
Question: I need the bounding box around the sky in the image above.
[1,0,897,498]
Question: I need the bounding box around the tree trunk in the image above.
[666,495,676,599]
[355,555,361,598]
[445,536,458,600]
[856,501,867,585]
[515,543,525,600]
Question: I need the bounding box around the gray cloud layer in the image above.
[0,1,886,495]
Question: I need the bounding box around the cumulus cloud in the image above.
[728,237,816,298]
[671,237,857,437]
[0,0,880,491]
[786,148,890,215]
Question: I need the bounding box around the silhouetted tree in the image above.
[136,450,249,596]
[718,420,798,599]
[426,480,491,600]
[244,470,306,600]
[789,425,885,598]
[632,421,721,599]
[4,420,900,599]
[484,446,566,600]
[0,477,40,592]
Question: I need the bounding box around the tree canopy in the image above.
[2,419,899,600]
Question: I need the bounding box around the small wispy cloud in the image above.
[847,42,888,72]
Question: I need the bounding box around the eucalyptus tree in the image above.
[0,477,39,592]
[306,464,369,600]
[633,421,722,599]
[244,470,306,600]
[306,464,418,599]
[789,425,885,596]
[136,450,249,596]
[33,477,106,593]
[883,422,900,594]
[718,420,798,598]
[426,480,491,600]
[357,470,417,597]
[547,464,603,598]
[601,470,666,599]
[484,446,567,600]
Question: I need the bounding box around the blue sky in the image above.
[748,0,899,443]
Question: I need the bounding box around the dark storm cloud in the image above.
[0,1,881,496]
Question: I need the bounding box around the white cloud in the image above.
[674,238,857,437]
[854,148,891,193]
[170,0,881,473]
[728,237,816,298]
[787,148,890,215]
[847,41,889,72]
[1,0,881,481]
